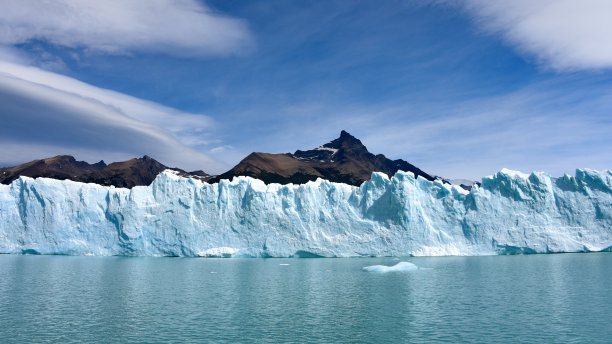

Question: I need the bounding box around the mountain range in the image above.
[1,131,471,189]
[0,155,210,188]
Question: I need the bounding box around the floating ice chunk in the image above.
[197,247,239,258]
[279,263,290,266]
[362,261,418,273]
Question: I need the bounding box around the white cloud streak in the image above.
[0,60,228,173]
[357,84,612,180]
[461,0,612,71]
[1,61,216,145]
[0,0,252,56]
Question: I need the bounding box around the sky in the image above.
[1,0,611,180]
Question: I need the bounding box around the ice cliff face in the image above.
[0,169,611,257]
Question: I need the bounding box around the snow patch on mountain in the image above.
[315,146,339,155]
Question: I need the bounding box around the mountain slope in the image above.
[211,130,435,186]
[0,155,210,188]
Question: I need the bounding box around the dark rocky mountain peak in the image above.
[324,130,365,150]
[293,130,368,164]
[92,160,107,170]
[211,131,437,186]
[42,155,105,171]
[188,170,211,178]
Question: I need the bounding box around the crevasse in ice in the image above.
[0,168,610,257]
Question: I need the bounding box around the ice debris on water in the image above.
[197,247,239,258]
[363,262,418,273]
[0,168,611,257]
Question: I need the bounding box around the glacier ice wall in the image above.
[0,168,611,257]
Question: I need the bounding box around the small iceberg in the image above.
[363,261,418,273]
[197,247,239,258]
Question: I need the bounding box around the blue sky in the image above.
[1,0,611,180]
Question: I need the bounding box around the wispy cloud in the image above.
[0,60,228,173]
[459,0,612,71]
[357,79,612,179]
[0,0,253,57]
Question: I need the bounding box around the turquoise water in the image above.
[1,254,611,343]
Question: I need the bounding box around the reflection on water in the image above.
[1,254,611,343]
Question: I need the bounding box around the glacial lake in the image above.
[1,253,611,343]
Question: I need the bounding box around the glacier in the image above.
[0,168,611,257]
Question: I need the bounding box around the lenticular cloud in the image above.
[0,60,225,172]
[0,0,252,56]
